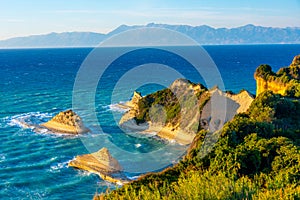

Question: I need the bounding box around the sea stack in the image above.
[68,148,128,185]
[41,109,89,134]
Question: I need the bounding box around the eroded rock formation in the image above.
[68,148,128,185]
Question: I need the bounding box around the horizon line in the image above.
[1,23,300,41]
[1,43,300,50]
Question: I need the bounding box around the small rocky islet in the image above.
[41,109,90,134]
[40,110,128,184]
[68,148,129,185]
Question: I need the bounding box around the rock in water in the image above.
[68,148,128,185]
[41,109,89,134]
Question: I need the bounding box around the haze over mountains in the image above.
[1,23,300,48]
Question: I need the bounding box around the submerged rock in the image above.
[68,148,129,185]
[41,109,89,134]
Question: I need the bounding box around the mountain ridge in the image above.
[1,23,300,48]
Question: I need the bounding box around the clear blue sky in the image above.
[1,0,300,40]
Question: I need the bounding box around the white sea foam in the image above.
[0,153,6,163]
[49,160,70,173]
[3,184,48,200]
[9,118,34,129]
[127,175,140,180]
[107,103,130,113]
[97,180,116,188]
[169,139,176,144]
[134,143,142,148]
[76,170,93,177]
[6,112,52,128]
[50,157,58,161]
[144,131,157,136]
[3,111,85,138]
[125,131,157,139]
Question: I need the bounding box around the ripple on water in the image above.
[0,154,6,163]
[1,183,48,200]
[0,107,186,199]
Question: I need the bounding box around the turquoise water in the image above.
[0,45,299,199]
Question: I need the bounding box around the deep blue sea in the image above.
[0,45,299,199]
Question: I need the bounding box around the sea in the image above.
[0,44,299,199]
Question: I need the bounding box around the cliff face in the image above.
[254,55,300,97]
[255,77,291,96]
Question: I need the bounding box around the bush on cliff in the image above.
[255,64,275,80]
[135,88,181,125]
[135,83,208,126]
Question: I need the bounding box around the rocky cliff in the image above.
[119,79,254,144]
[254,55,300,97]
[41,109,90,134]
[255,77,292,96]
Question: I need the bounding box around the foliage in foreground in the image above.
[95,91,300,200]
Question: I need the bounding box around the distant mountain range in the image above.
[1,23,300,48]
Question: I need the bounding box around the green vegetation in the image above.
[96,91,300,200]
[255,64,300,85]
[135,82,208,126]
[255,64,276,80]
[279,55,300,80]
[135,88,182,125]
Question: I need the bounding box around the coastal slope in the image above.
[95,56,300,200]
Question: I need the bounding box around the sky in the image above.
[1,0,300,40]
